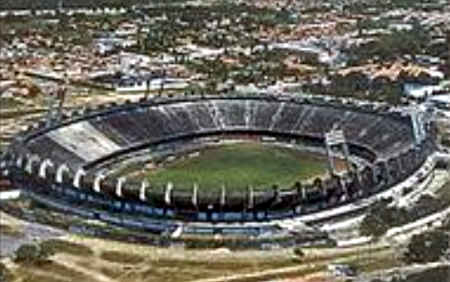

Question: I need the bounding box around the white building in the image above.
[116,77,189,93]
[403,83,444,99]
[427,94,450,117]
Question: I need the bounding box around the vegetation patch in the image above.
[404,230,449,264]
[360,190,450,238]
[347,252,402,273]
[0,262,14,282]
[40,239,94,257]
[100,250,145,264]
[0,224,24,238]
[0,97,24,109]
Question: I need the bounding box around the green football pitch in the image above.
[146,143,328,191]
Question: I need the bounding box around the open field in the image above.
[146,143,328,191]
[1,209,396,282]
[8,236,299,282]
[4,235,396,282]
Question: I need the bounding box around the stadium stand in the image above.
[2,95,435,228]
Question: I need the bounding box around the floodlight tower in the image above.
[56,74,68,120]
[45,86,57,126]
[45,74,68,126]
[325,128,352,175]
[407,105,429,146]
[58,0,64,14]
[145,78,150,99]
[158,69,166,96]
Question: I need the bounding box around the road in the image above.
[0,211,66,257]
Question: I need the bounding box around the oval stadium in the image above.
[0,94,437,243]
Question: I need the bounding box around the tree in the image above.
[0,262,12,282]
[313,178,323,192]
[360,211,390,238]
[404,231,449,264]
[14,243,53,265]
[39,241,56,259]
[14,244,41,264]
[356,18,378,36]
[439,30,450,76]
[293,247,304,258]
[359,199,398,238]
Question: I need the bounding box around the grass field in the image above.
[146,143,327,191]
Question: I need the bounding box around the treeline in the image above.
[345,0,440,13]
[359,194,449,238]
[0,0,148,10]
[348,23,431,64]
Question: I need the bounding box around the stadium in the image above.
[0,94,437,244]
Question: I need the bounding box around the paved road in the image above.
[0,219,66,257]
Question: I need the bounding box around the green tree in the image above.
[360,211,390,238]
[293,247,305,258]
[0,262,13,282]
[14,243,54,265]
[359,199,399,238]
[39,242,56,259]
[404,231,449,263]
[14,244,41,264]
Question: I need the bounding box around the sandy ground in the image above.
[282,273,337,282]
